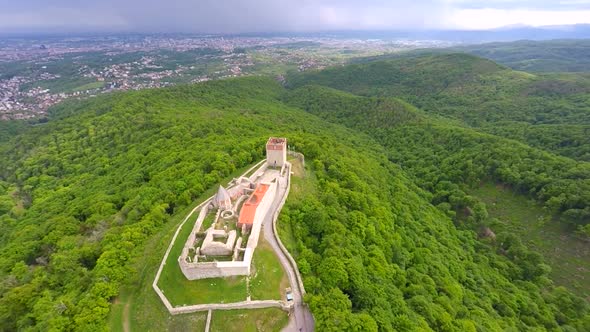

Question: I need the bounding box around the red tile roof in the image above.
[238,184,269,226]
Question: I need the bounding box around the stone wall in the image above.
[201,230,237,256]
[179,258,251,280]
[153,159,269,312]
[248,164,267,183]
[287,151,305,169]
[169,299,291,315]
[153,196,215,313]
[183,203,211,252]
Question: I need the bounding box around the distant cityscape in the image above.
[0,35,454,120]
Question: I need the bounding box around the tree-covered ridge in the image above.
[353,40,590,73]
[0,75,589,331]
[0,120,29,143]
[285,85,590,234]
[288,53,590,125]
[282,85,425,129]
[289,53,514,103]
[455,39,590,73]
[481,122,590,162]
[281,120,590,331]
[288,53,590,161]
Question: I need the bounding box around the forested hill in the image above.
[284,85,590,230]
[455,39,590,73]
[287,53,590,126]
[288,53,590,161]
[352,40,590,73]
[1,76,589,330]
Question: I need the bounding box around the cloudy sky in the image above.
[1,0,590,33]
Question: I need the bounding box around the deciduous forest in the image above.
[1,52,589,331]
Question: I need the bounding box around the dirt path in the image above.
[123,301,130,332]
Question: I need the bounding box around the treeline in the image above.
[0,120,29,143]
[352,40,590,73]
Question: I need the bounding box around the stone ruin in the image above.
[178,162,280,280]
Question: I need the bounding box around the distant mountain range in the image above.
[4,24,590,43]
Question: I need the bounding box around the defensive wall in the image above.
[270,162,306,296]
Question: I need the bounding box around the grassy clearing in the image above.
[210,308,289,332]
[201,211,217,230]
[166,312,208,331]
[72,81,105,92]
[471,182,590,300]
[289,156,305,178]
[250,232,288,300]
[160,274,247,306]
[20,76,99,93]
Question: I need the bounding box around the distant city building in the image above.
[266,137,287,167]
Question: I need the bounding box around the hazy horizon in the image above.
[2,0,590,35]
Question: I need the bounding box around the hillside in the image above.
[1,76,589,330]
[289,53,590,161]
[284,85,590,229]
[288,53,590,125]
[354,40,590,73]
[285,85,590,297]
[456,39,590,73]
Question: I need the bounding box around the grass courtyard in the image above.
[156,201,248,305]
[250,233,288,300]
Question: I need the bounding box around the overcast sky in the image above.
[1,0,590,33]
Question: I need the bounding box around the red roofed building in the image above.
[238,183,270,230]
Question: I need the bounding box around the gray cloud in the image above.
[447,0,590,10]
[0,0,589,33]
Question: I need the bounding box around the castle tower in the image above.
[266,137,286,168]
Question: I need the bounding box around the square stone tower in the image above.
[266,137,287,167]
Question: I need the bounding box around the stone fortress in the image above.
[179,137,288,280]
